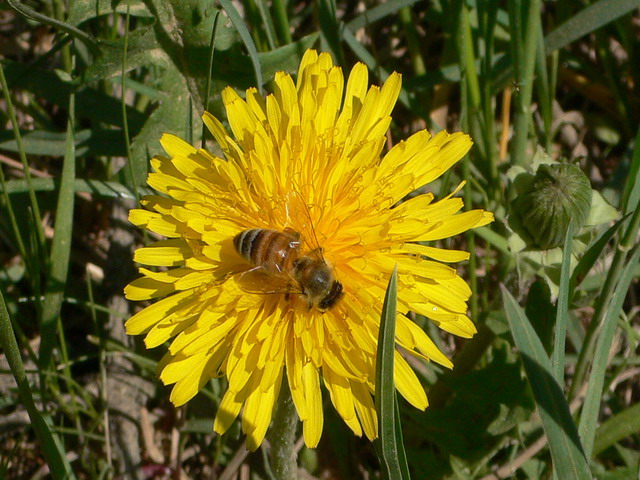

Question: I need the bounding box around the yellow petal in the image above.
[133,239,191,267]
[352,381,378,440]
[301,362,323,448]
[323,367,362,436]
[394,351,428,409]
[124,275,176,301]
[243,374,281,451]
[214,390,243,435]
[125,290,195,335]
[160,133,197,157]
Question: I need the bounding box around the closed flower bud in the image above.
[514,163,592,250]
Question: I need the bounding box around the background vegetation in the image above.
[1,0,639,478]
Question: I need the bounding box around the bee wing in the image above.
[285,190,327,256]
[235,266,300,295]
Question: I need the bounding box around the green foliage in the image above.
[1,0,639,478]
[375,266,411,480]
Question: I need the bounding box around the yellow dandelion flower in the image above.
[125,49,493,451]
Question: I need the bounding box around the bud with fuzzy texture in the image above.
[513,163,592,250]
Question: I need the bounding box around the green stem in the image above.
[398,6,426,76]
[6,0,100,52]
[0,61,48,265]
[268,381,298,480]
[535,20,553,151]
[460,6,481,111]
[121,4,139,200]
[38,62,77,371]
[272,0,292,45]
[509,0,541,168]
[0,150,28,266]
[203,11,221,144]
[478,3,499,200]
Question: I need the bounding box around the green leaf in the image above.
[569,214,628,297]
[0,129,127,157]
[1,177,150,199]
[622,127,640,215]
[552,224,574,385]
[346,0,422,31]
[342,29,411,109]
[0,289,76,479]
[502,286,592,479]
[7,0,99,51]
[578,244,640,459]
[258,34,320,80]
[2,60,146,134]
[585,190,618,227]
[219,0,263,89]
[83,26,164,84]
[593,402,640,456]
[544,0,640,54]
[318,0,345,66]
[39,89,77,370]
[474,225,511,256]
[67,0,152,26]
[374,265,410,480]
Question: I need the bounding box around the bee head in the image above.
[294,258,343,311]
[318,281,343,311]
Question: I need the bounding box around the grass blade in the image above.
[0,288,76,479]
[1,177,152,199]
[318,0,345,66]
[6,0,99,52]
[545,0,640,54]
[271,0,292,45]
[374,265,410,480]
[578,243,640,459]
[203,10,221,118]
[39,88,77,369]
[342,29,411,109]
[622,127,640,214]
[593,401,640,456]
[219,0,263,90]
[552,224,574,385]
[0,59,47,265]
[502,285,591,479]
[346,0,421,32]
[569,215,628,298]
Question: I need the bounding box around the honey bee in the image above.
[233,227,343,311]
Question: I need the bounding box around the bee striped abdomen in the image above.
[234,229,300,273]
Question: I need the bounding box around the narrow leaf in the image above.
[552,223,574,385]
[219,0,263,90]
[502,286,591,479]
[569,214,628,298]
[39,90,77,369]
[545,0,639,54]
[347,0,421,31]
[0,289,76,479]
[342,29,411,109]
[258,33,320,80]
[1,178,151,199]
[622,126,640,215]
[578,244,640,459]
[0,129,127,157]
[374,266,410,480]
[593,402,640,456]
